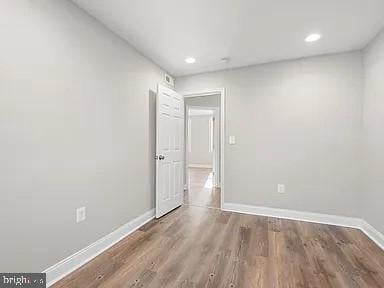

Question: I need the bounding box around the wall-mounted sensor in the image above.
[164,74,175,87]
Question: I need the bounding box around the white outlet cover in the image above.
[229,136,236,145]
[278,184,285,194]
[76,206,86,223]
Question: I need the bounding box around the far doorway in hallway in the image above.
[183,90,224,209]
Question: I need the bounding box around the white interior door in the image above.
[156,84,184,218]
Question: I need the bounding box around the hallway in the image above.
[184,168,221,209]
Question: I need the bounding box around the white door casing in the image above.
[156,84,184,218]
[212,112,220,187]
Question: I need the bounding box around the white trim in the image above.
[183,89,222,97]
[188,164,213,169]
[222,203,361,228]
[360,220,384,250]
[183,88,225,209]
[186,106,218,110]
[223,203,384,251]
[44,209,155,287]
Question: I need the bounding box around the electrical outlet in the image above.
[229,136,236,145]
[76,206,86,223]
[278,184,285,194]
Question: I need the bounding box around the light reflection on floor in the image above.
[185,168,220,209]
[204,172,213,189]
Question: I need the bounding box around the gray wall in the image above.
[362,30,384,235]
[189,115,213,166]
[177,52,364,217]
[0,0,165,272]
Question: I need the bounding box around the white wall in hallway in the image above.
[189,115,213,167]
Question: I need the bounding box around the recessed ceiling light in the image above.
[305,34,321,43]
[185,57,196,64]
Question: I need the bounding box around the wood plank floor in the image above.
[53,205,384,288]
[184,168,220,209]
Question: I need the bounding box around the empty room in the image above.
[1,0,384,287]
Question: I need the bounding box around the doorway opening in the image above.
[183,89,225,209]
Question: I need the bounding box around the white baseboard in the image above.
[223,202,383,251]
[43,209,155,287]
[188,164,212,169]
[359,220,384,250]
[222,203,362,228]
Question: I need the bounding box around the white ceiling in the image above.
[72,0,384,77]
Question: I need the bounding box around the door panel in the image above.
[160,162,171,201]
[156,84,184,218]
[173,161,182,196]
